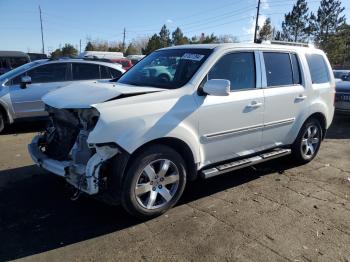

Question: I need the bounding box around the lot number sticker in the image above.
[181,53,205,61]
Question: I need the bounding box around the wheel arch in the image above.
[305,112,327,140]
[127,137,198,182]
[0,102,10,124]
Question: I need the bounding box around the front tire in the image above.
[121,145,186,218]
[291,118,322,164]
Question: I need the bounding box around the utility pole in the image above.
[254,0,261,43]
[79,39,82,54]
[122,28,126,53]
[39,5,45,54]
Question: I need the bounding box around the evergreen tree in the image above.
[50,44,77,58]
[125,43,139,56]
[85,41,94,51]
[172,27,189,46]
[259,18,273,41]
[61,44,78,57]
[159,25,171,48]
[281,0,310,42]
[310,0,346,44]
[320,23,350,66]
[143,34,162,55]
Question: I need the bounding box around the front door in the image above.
[9,62,70,118]
[196,51,264,166]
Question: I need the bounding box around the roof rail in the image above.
[263,40,313,48]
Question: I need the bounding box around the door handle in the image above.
[247,101,263,108]
[295,95,307,101]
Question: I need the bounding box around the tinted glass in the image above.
[110,68,122,78]
[306,54,330,84]
[15,63,67,84]
[208,52,255,91]
[9,57,29,68]
[72,63,100,80]
[100,66,111,79]
[264,52,293,86]
[291,54,301,84]
[118,48,212,89]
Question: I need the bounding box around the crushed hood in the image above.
[42,81,164,109]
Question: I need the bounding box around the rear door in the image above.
[72,63,100,81]
[261,51,308,148]
[9,62,70,118]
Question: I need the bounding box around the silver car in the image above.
[0,58,125,132]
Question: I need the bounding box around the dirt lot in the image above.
[0,115,349,262]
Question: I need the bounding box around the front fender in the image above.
[88,116,201,164]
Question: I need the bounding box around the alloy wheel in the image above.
[301,124,320,159]
[134,159,180,210]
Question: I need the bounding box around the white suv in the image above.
[28,43,335,218]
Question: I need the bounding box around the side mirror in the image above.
[20,75,31,89]
[203,79,230,96]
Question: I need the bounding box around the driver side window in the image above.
[208,52,256,91]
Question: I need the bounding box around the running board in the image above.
[201,148,291,179]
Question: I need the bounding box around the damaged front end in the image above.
[28,105,119,195]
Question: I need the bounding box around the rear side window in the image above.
[208,52,256,91]
[72,63,100,80]
[263,52,293,87]
[306,54,330,84]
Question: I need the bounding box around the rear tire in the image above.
[121,145,186,218]
[0,111,5,133]
[291,118,322,164]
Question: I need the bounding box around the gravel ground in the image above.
[0,115,349,262]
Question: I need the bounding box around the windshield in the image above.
[118,48,212,89]
[0,60,43,82]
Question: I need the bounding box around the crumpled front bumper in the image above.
[28,136,71,177]
[28,135,119,195]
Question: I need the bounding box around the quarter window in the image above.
[110,68,122,78]
[72,63,100,80]
[306,54,330,84]
[208,52,256,91]
[290,54,301,84]
[263,52,293,87]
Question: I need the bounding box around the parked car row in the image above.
[0,51,30,75]
[79,51,145,71]
[0,58,125,132]
[27,43,335,218]
[333,70,350,114]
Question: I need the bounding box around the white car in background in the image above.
[0,58,124,132]
[29,43,335,218]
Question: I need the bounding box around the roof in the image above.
[161,43,319,53]
[43,58,124,71]
[0,51,30,58]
